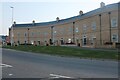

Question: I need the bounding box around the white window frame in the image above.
[75,27,79,33]
[68,27,72,34]
[31,32,34,36]
[24,32,27,37]
[112,34,118,42]
[17,32,20,41]
[91,22,96,30]
[83,24,87,31]
[111,18,118,28]
[68,38,72,43]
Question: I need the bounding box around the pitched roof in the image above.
[13,3,118,28]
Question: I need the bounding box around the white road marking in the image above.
[50,74,72,78]
[0,63,13,68]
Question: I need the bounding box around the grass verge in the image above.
[3,45,119,60]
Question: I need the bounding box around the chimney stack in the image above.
[33,20,35,23]
[13,21,16,26]
[79,10,83,15]
[100,2,105,8]
[32,20,35,25]
[56,17,59,22]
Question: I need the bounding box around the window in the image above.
[24,33,27,43]
[111,18,117,27]
[31,32,34,36]
[59,28,64,35]
[17,32,20,41]
[83,24,87,31]
[112,34,118,42]
[68,27,72,34]
[44,32,48,41]
[24,33,27,37]
[91,22,96,30]
[75,27,79,33]
[17,32,20,36]
[31,40,34,45]
[90,35,94,45]
[68,38,72,43]
[44,32,47,36]
[54,31,57,34]
[90,34,96,45]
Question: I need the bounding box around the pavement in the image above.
[1,48,119,79]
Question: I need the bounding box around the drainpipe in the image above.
[73,22,75,43]
[51,26,54,44]
[99,14,102,45]
[108,12,111,42]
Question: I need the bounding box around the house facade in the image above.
[9,3,120,48]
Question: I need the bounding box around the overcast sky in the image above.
[0,0,119,35]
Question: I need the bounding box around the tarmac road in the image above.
[1,48,118,78]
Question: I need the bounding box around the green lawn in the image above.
[3,45,119,60]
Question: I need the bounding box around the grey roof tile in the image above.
[13,3,118,28]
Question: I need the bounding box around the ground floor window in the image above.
[112,34,118,42]
[31,40,34,45]
[68,38,72,43]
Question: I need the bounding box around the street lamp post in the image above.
[10,6,14,46]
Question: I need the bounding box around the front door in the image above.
[83,36,87,46]
[83,38,87,45]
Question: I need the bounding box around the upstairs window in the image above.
[31,32,34,36]
[38,32,40,36]
[91,22,96,30]
[24,33,27,37]
[75,27,79,33]
[83,24,87,31]
[17,32,20,36]
[67,27,72,35]
[111,18,117,27]
[17,32,20,40]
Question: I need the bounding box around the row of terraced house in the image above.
[9,2,120,48]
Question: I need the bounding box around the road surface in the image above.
[1,48,118,78]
